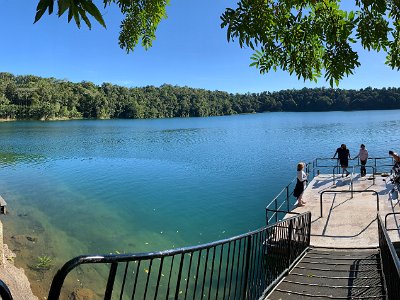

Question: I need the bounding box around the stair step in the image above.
[300,258,380,266]
[296,261,381,272]
[283,279,383,289]
[304,254,379,261]
[267,289,386,299]
[308,248,378,255]
[266,248,385,300]
[286,273,383,287]
[276,280,385,298]
[292,266,382,278]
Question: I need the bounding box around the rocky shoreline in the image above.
[0,220,38,300]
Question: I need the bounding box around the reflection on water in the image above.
[0,110,399,297]
[0,152,46,166]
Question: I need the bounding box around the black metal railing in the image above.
[384,212,400,231]
[378,214,400,300]
[314,156,392,176]
[0,280,13,300]
[265,177,297,225]
[265,161,316,225]
[48,212,311,300]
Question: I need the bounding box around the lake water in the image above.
[0,110,399,296]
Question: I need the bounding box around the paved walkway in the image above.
[292,173,400,248]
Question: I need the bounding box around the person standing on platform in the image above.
[333,144,351,177]
[389,150,400,173]
[293,162,308,207]
[354,144,369,177]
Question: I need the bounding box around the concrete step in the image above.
[276,279,384,296]
[295,261,382,272]
[291,266,383,278]
[286,272,383,287]
[307,248,379,258]
[267,289,386,299]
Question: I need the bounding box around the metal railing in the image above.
[378,214,400,300]
[266,161,316,225]
[384,212,400,231]
[265,177,297,225]
[0,280,13,300]
[315,156,392,176]
[48,212,311,300]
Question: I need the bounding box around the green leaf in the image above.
[67,6,74,23]
[72,5,81,28]
[78,7,92,29]
[81,0,106,28]
[58,0,71,17]
[34,0,54,23]
[34,8,47,24]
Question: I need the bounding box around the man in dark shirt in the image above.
[333,144,351,177]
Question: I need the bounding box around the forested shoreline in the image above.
[1,72,400,120]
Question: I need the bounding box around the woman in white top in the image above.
[354,144,368,177]
[293,162,308,206]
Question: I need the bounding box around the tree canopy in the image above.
[34,0,400,86]
[1,72,400,121]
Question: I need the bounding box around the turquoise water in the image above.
[0,110,399,295]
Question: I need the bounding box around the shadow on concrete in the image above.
[311,218,377,239]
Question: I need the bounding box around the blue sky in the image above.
[1,1,400,93]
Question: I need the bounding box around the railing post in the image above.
[373,166,375,185]
[350,175,353,199]
[104,262,118,300]
[241,235,252,299]
[286,186,289,212]
[320,192,323,218]
[376,192,379,212]
[287,219,293,271]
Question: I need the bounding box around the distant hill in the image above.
[0,72,399,120]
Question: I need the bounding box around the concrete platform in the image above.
[292,173,400,248]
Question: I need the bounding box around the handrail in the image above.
[384,212,400,231]
[49,212,312,300]
[377,214,400,300]
[265,209,299,225]
[266,178,296,209]
[315,156,393,175]
[0,280,13,300]
[266,161,315,225]
[319,190,379,218]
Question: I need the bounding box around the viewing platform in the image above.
[293,172,400,248]
[266,159,400,300]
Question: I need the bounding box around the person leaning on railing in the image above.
[354,144,369,177]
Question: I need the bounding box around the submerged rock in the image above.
[70,288,96,300]
[11,235,38,247]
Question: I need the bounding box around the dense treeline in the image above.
[0,72,400,120]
